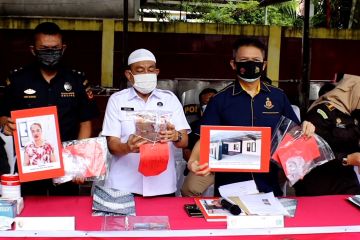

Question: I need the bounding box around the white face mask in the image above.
[131,73,157,94]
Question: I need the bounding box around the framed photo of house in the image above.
[199,125,271,172]
[11,106,64,182]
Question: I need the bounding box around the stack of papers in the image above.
[195,180,297,222]
[219,180,292,216]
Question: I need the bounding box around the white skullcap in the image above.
[128,49,156,65]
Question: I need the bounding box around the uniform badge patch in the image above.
[64,82,72,92]
[24,89,36,94]
[316,109,328,119]
[336,118,346,128]
[264,97,274,109]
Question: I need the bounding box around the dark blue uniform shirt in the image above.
[0,63,99,142]
[201,80,300,196]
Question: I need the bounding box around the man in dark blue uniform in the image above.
[187,38,315,196]
[0,22,98,195]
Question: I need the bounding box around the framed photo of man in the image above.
[199,125,271,172]
[11,106,64,182]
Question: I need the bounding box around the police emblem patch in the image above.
[264,97,274,109]
[64,82,72,92]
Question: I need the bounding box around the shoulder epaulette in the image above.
[72,69,85,77]
[9,67,24,75]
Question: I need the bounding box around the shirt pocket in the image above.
[119,111,136,140]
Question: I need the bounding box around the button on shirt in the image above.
[201,80,300,196]
[0,63,98,141]
[102,87,190,196]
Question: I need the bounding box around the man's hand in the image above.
[301,120,315,137]
[188,160,211,176]
[159,123,178,142]
[0,116,15,136]
[127,134,148,153]
[72,176,85,185]
[345,153,360,173]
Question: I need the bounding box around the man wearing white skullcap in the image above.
[102,48,190,196]
[127,48,156,65]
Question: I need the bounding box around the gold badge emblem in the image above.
[264,97,274,109]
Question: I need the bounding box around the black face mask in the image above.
[35,48,63,70]
[235,61,264,83]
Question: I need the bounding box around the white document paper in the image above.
[227,215,284,229]
[0,216,14,231]
[15,217,75,231]
[239,192,290,216]
[219,180,259,199]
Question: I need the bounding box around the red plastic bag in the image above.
[138,143,169,176]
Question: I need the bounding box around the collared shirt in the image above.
[0,63,99,141]
[102,87,190,196]
[201,80,300,196]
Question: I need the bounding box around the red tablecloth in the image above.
[1,195,359,239]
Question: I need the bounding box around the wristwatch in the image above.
[174,131,182,142]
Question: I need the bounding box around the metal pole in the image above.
[265,6,268,25]
[300,0,311,114]
[121,0,129,89]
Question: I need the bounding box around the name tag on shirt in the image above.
[121,107,134,111]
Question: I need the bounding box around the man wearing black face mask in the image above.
[187,38,315,197]
[0,22,99,196]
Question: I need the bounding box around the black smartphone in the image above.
[184,204,204,218]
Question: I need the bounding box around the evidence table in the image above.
[1,195,360,239]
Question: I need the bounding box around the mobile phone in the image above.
[184,204,204,218]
